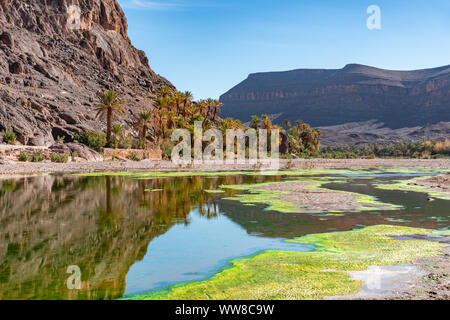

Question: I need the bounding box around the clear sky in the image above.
[118,0,450,100]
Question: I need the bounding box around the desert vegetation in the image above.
[318,140,450,159]
[74,88,448,161]
[1,130,16,145]
[84,88,321,161]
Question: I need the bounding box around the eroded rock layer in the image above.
[220,64,450,129]
[0,0,173,146]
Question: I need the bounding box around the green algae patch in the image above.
[221,184,301,213]
[220,178,402,214]
[429,229,450,237]
[374,177,450,200]
[385,218,412,223]
[126,225,446,300]
[204,190,226,194]
[144,189,163,192]
[70,166,450,179]
[71,171,251,179]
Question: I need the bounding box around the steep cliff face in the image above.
[0,0,173,146]
[220,64,450,129]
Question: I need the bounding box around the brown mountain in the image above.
[220,64,450,129]
[0,0,173,146]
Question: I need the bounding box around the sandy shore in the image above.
[0,158,449,175]
[254,180,393,212]
[386,241,450,300]
[417,174,450,193]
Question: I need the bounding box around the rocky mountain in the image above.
[220,64,450,129]
[0,0,173,146]
[318,120,450,147]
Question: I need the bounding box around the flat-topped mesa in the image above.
[0,0,174,146]
[220,64,450,129]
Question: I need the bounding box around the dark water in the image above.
[0,173,448,300]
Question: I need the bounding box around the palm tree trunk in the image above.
[106,108,112,146]
[143,124,147,139]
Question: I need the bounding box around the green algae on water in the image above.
[71,166,450,179]
[204,190,226,194]
[220,178,403,214]
[126,225,446,300]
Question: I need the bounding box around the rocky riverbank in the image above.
[0,158,449,176]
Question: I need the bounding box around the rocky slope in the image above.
[220,64,450,129]
[0,0,173,146]
[319,120,450,147]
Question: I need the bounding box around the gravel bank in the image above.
[0,159,449,176]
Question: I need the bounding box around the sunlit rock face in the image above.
[220,64,450,129]
[0,0,173,146]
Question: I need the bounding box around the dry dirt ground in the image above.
[417,174,450,193]
[0,158,449,175]
[255,181,393,212]
[386,244,450,300]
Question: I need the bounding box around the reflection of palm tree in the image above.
[106,176,112,215]
[99,176,122,230]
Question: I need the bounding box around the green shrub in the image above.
[75,130,107,152]
[51,153,69,163]
[2,130,16,145]
[129,151,140,161]
[159,140,175,160]
[132,138,145,150]
[1,181,16,192]
[18,151,28,162]
[118,134,133,149]
[30,150,44,162]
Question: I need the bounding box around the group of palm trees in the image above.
[95,86,224,148]
[94,87,322,155]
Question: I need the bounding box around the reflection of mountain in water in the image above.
[0,175,225,300]
[0,176,162,299]
[0,174,280,300]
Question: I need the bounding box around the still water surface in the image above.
[0,173,448,299]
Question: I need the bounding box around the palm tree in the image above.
[212,99,223,119]
[157,110,166,137]
[158,85,173,98]
[205,98,222,120]
[167,111,177,129]
[183,91,193,106]
[250,115,260,130]
[283,120,291,129]
[181,91,193,117]
[197,100,209,118]
[205,98,215,120]
[95,90,126,146]
[111,123,123,149]
[172,91,184,114]
[262,114,272,131]
[135,110,153,141]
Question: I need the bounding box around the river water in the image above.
[0,172,448,299]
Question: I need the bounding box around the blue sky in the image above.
[118,0,450,99]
